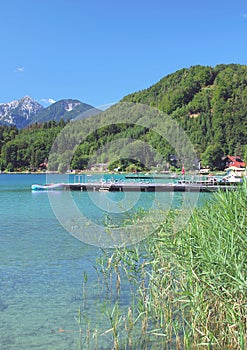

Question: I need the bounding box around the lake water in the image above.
[0,174,212,349]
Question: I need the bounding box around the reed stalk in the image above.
[77,184,247,349]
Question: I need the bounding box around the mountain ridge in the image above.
[0,96,44,128]
[31,99,99,124]
[0,96,98,128]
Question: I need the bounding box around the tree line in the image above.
[0,120,65,172]
[1,64,247,172]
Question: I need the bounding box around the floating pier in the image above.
[65,182,238,192]
[31,181,239,192]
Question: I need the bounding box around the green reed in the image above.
[139,184,247,349]
[76,184,247,349]
[174,184,247,348]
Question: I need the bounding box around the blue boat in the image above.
[31,183,64,191]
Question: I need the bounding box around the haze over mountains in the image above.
[0,96,98,128]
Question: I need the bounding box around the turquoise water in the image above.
[0,174,100,349]
[0,174,212,349]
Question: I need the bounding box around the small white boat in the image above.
[31,183,64,191]
[222,173,242,183]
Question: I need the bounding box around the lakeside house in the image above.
[221,156,246,170]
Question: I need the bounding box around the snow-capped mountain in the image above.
[0,97,99,128]
[31,99,96,124]
[0,96,44,128]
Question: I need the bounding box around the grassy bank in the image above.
[139,185,247,349]
[79,184,247,349]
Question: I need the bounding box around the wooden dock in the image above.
[57,182,239,192]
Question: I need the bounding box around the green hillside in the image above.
[0,121,65,171]
[122,64,247,159]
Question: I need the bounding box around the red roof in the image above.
[223,156,246,168]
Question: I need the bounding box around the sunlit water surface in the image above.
[0,174,212,349]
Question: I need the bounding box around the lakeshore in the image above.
[0,173,246,349]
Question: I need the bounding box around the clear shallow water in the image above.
[0,174,100,349]
[0,174,212,349]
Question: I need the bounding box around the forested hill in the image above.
[1,64,247,172]
[122,64,247,157]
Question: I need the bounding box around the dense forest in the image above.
[0,121,65,172]
[1,64,247,172]
[122,64,247,160]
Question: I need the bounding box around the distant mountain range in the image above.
[0,96,99,128]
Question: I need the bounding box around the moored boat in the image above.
[31,183,64,191]
[222,173,243,183]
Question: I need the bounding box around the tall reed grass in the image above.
[78,184,247,349]
[144,187,247,348]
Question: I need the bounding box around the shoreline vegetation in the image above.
[79,184,247,349]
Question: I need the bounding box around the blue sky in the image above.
[0,0,247,107]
